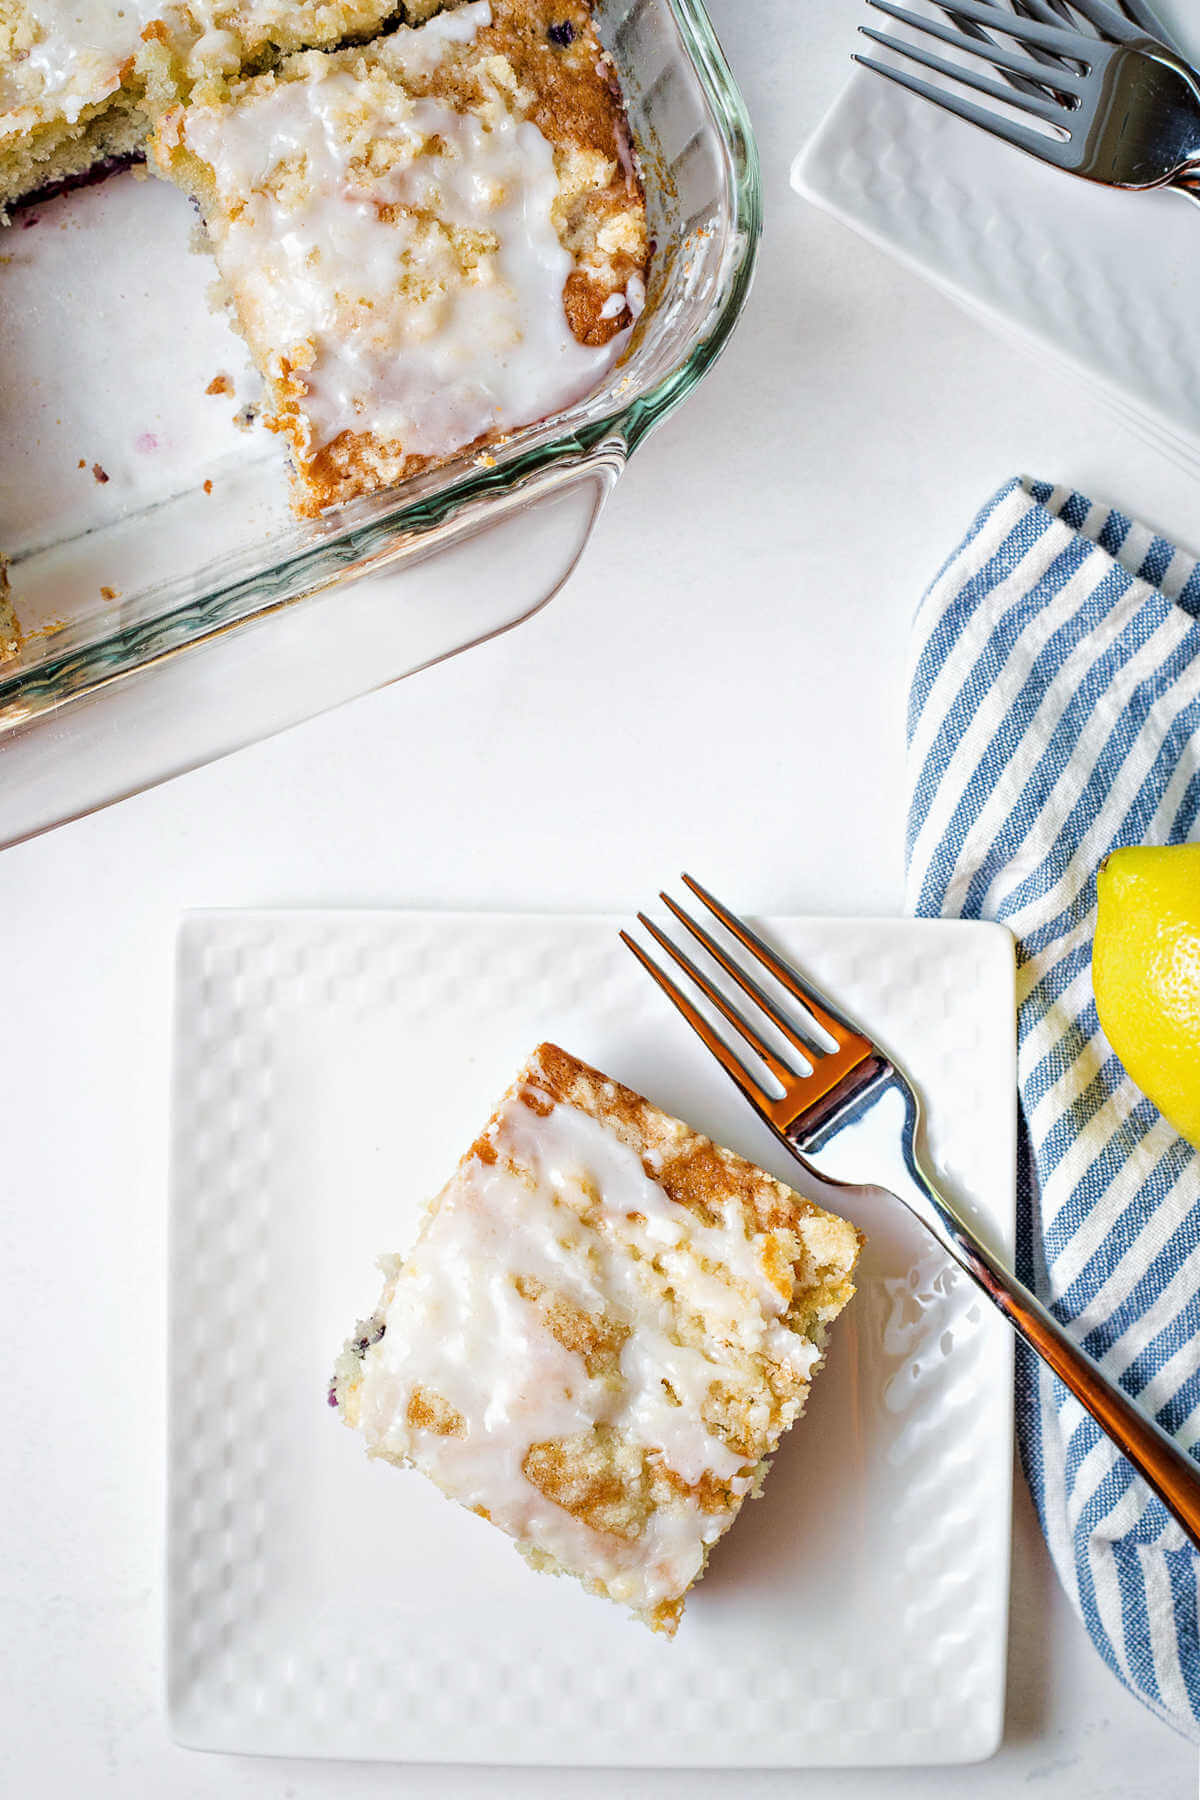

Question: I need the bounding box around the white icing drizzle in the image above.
[0,0,393,126]
[356,1094,818,1612]
[0,0,157,124]
[180,1,627,464]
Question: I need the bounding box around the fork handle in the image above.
[911,1160,1200,1552]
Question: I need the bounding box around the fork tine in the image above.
[680,875,872,1053]
[635,913,792,1087]
[853,52,1075,163]
[659,891,827,1065]
[859,25,1076,117]
[938,4,1066,88]
[618,930,777,1112]
[865,0,1086,90]
[1011,0,1082,25]
[871,0,1093,56]
[1011,0,1163,52]
[1043,0,1169,47]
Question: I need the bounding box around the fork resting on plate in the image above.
[855,0,1200,196]
[624,876,1200,1552]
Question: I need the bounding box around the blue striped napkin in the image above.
[905,476,1200,1739]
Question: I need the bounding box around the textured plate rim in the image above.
[792,69,1200,471]
[165,908,1017,1767]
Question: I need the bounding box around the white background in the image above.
[2,0,1199,1794]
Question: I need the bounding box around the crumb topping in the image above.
[335,1045,861,1633]
[145,0,647,514]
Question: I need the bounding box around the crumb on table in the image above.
[206,373,233,396]
[91,463,109,484]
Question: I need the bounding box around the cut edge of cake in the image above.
[0,0,150,214]
[0,0,452,214]
[0,88,146,215]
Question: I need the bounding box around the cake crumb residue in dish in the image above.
[0,555,20,659]
[145,0,649,515]
[332,1043,861,1635]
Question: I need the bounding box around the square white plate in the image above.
[168,910,1015,1766]
[793,4,1200,477]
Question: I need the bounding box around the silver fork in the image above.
[856,0,1200,190]
[944,3,1194,103]
[622,875,1200,1551]
[990,0,1200,197]
[1010,0,1183,55]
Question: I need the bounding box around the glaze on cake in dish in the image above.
[0,0,412,208]
[331,1043,861,1634]
[144,0,648,515]
[0,0,152,210]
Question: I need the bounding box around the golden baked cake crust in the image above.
[144,0,648,516]
[333,1044,862,1635]
[0,0,150,211]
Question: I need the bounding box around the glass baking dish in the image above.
[0,0,760,849]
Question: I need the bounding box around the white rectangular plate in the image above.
[793,4,1200,476]
[168,910,1015,1766]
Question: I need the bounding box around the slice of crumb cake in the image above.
[143,0,648,516]
[332,1044,862,1636]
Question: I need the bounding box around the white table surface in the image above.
[3,2,1198,1794]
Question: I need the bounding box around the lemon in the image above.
[1093,845,1200,1148]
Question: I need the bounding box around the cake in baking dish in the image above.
[331,1043,861,1635]
[144,0,648,516]
[0,0,648,521]
[0,0,407,209]
[0,0,152,210]
[141,0,410,86]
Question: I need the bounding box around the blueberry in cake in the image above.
[331,1044,861,1635]
[143,0,648,515]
